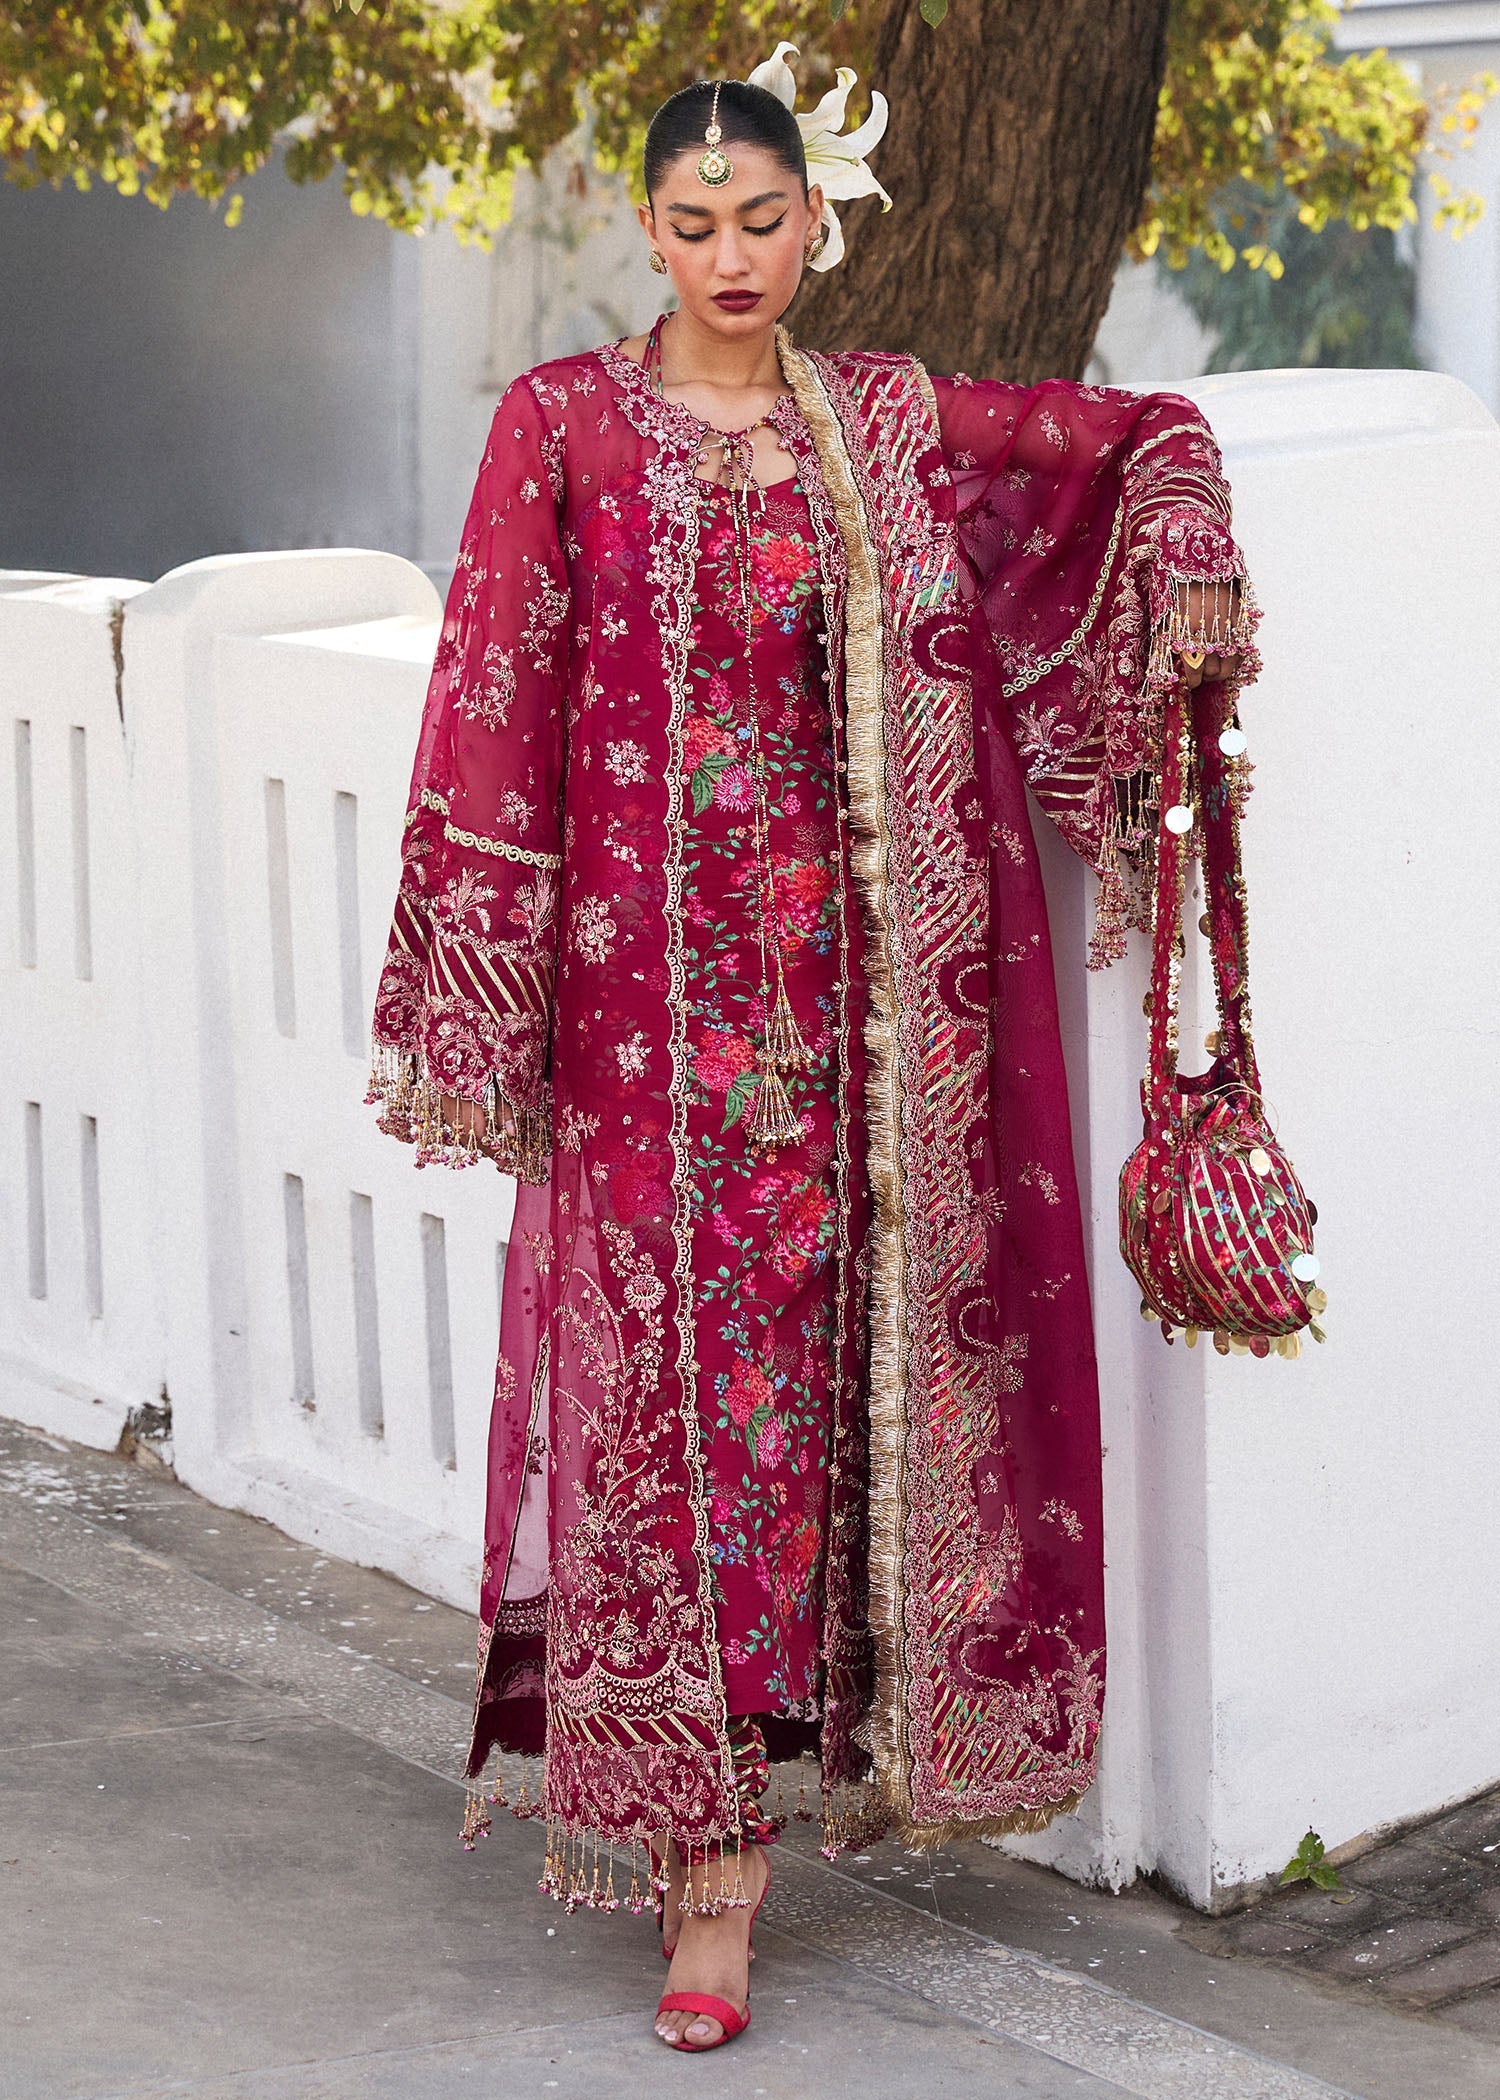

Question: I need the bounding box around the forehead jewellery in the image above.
[697,81,734,187]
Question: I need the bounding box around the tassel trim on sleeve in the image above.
[366,1045,551,1185]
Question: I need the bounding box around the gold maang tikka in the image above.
[697,81,733,186]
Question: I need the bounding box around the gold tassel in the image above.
[763,979,812,1071]
[746,1060,804,1152]
[460,1783,492,1850]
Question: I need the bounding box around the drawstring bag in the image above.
[1118,679,1327,1360]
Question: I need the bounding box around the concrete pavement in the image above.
[2,1418,1496,2100]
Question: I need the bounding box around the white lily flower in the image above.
[745,41,891,272]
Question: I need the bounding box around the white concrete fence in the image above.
[3,369,1497,1912]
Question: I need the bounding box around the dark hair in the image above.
[643,80,808,201]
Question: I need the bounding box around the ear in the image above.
[637,200,655,239]
[805,182,826,233]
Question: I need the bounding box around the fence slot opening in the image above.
[283,1172,315,1407]
[80,1113,103,1319]
[14,719,36,969]
[70,724,93,982]
[24,1101,46,1300]
[265,776,296,1037]
[334,791,364,1059]
[421,1212,455,1470]
[349,1190,383,1438]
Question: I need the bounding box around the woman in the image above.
[368,52,1253,2053]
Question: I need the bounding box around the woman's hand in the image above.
[1175,578,1241,689]
[439,1093,519,1147]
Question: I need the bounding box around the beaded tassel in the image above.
[625,1839,648,1917]
[762,977,812,1071]
[460,1783,492,1850]
[676,1837,752,1917]
[746,1059,805,1152]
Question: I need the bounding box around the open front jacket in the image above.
[369,329,1257,1853]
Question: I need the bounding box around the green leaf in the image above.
[1280,1828,1337,1886]
[919,0,949,22]
[744,1402,773,1464]
[722,1077,753,1132]
[690,750,734,816]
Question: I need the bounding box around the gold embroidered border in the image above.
[409,785,450,824]
[776,327,913,1828]
[1000,500,1124,700]
[444,819,562,869]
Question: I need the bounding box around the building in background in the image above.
[0,0,1495,584]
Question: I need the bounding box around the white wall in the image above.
[3,369,1497,1910]
[1008,367,1500,1906]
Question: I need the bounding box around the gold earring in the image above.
[649,248,668,276]
[805,228,828,265]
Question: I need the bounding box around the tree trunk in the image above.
[793,0,1171,382]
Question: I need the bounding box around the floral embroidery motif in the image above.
[604,738,650,785]
[458,641,516,730]
[571,893,618,964]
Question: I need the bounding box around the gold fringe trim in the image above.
[366,1044,550,1183]
[898,1788,1085,1851]
[1146,570,1255,685]
[776,325,913,1830]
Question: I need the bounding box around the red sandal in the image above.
[654,1857,770,2049]
[655,1991,750,2052]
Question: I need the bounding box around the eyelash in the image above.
[674,215,787,243]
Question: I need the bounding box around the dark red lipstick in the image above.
[712,291,763,312]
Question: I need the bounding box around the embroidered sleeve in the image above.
[367,377,570,1182]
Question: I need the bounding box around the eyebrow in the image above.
[664,190,790,218]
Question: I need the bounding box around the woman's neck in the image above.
[657,308,784,394]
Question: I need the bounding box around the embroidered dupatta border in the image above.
[778,332,1090,1847]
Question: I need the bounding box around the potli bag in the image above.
[1118,677,1327,1359]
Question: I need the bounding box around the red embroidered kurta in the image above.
[368,331,1257,1867]
[679,472,872,1721]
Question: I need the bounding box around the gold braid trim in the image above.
[775,325,913,1831]
[443,820,562,869]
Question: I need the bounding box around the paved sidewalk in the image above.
[2,1419,1496,2100]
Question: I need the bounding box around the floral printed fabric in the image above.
[679,477,851,1718]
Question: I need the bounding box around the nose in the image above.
[712,225,753,281]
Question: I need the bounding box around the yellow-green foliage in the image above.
[0,2,1489,266]
[1141,0,1493,278]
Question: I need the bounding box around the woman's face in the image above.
[638,142,824,336]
